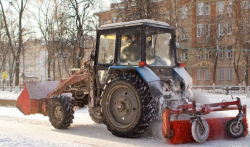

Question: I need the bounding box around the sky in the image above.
[1,0,113,39]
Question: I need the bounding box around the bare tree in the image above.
[110,0,159,22]
[33,0,55,80]
[68,0,93,68]
[1,0,29,91]
[232,0,250,86]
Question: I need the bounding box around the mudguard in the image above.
[136,66,164,98]
[108,66,163,98]
[173,67,193,90]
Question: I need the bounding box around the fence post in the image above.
[246,86,249,98]
[226,87,229,95]
[213,83,215,92]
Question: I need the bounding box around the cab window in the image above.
[119,28,141,65]
[98,33,116,64]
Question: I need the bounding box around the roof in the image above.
[99,19,171,30]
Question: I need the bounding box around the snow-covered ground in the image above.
[0,90,21,100]
[0,91,250,147]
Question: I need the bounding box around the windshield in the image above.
[146,27,173,66]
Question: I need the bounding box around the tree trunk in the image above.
[53,61,56,80]
[213,53,218,84]
[246,66,248,86]
[63,57,70,77]
[233,51,241,85]
[58,59,62,79]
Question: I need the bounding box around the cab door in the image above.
[95,30,118,88]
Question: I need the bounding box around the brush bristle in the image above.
[166,117,248,144]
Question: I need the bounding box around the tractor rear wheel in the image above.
[48,95,74,129]
[102,73,156,138]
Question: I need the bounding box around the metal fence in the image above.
[193,85,250,97]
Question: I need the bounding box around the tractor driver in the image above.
[120,33,141,64]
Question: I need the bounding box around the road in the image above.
[0,106,250,147]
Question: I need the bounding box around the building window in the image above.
[205,2,210,15]
[242,49,247,58]
[181,52,188,61]
[243,19,250,34]
[180,7,187,19]
[198,51,202,60]
[181,28,187,40]
[218,1,225,14]
[103,20,111,24]
[227,1,233,16]
[197,24,204,37]
[153,0,163,2]
[205,68,210,80]
[100,21,104,25]
[219,48,224,59]
[112,16,117,23]
[197,3,204,16]
[227,46,233,58]
[219,68,225,80]
[219,23,224,36]
[205,24,210,37]
[241,1,250,9]
[227,23,232,35]
[204,51,210,59]
[227,68,233,80]
[197,69,203,81]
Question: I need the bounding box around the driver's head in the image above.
[132,34,137,41]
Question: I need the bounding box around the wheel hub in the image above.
[116,97,131,116]
[107,85,139,127]
[54,105,63,121]
[231,123,241,134]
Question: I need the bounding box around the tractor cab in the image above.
[95,19,179,88]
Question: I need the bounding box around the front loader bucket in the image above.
[16,81,59,115]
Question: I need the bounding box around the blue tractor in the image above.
[17,19,193,138]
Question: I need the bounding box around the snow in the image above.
[0,91,21,100]
[0,91,250,147]
[100,19,170,30]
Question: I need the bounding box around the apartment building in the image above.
[95,0,250,86]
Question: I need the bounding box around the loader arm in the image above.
[46,68,88,98]
[16,68,89,116]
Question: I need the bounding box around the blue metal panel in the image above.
[136,66,160,82]
[109,66,137,69]
[108,66,137,74]
[108,66,160,82]
[107,66,162,98]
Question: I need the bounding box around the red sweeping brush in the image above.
[166,117,248,144]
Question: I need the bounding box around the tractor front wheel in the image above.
[226,118,245,139]
[102,73,156,138]
[48,96,74,129]
[89,102,103,123]
[191,118,209,143]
